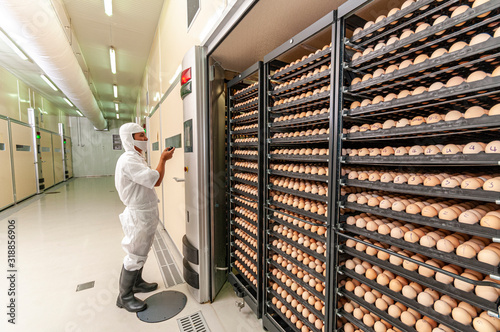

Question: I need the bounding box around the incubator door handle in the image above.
[173,177,185,182]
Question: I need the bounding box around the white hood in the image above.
[119,123,144,153]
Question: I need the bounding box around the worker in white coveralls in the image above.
[115,123,175,312]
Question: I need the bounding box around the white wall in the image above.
[69,117,124,177]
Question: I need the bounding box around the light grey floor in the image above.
[0,177,264,332]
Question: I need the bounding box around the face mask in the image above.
[133,139,148,152]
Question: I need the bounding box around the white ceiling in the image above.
[0,0,165,122]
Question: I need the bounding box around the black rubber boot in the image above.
[116,266,147,312]
[133,267,158,293]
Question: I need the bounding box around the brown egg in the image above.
[449,42,468,53]
[401,311,417,326]
[417,292,434,307]
[388,304,402,318]
[473,317,496,332]
[480,312,500,331]
[430,48,447,59]
[452,307,473,325]
[434,300,452,315]
[485,141,500,154]
[477,248,500,265]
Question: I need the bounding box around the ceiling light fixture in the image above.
[63,98,74,107]
[109,47,116,74]
[104,0,113,16]
[169,64,182,84]
[115,103,119,111]
[40,74,58,91]
[76,110,83,117]
[113,84,118,98]
[116,113,120,119]
[0,29,28,61]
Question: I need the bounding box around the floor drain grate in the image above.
[76,281,95,292]
[177,311,211,332]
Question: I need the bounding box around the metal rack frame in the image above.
[334,0,500,330]
[226,61,265,318]
[262,10,337,332]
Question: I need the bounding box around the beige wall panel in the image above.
[52,133,64,184]
[158,0,226,95]
[40,130,55,189]
[149,110,163,222]
[11,122,36,201]
[0,118,14,209]
[148,34,161,115]
[0,67,20,119]
[17,81,31,124]
[160,82,185,254]
[65,137,73,178]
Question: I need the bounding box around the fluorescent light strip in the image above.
[109,47,116,74]
[104,0,113,16]
[169,64,182,84]
[115,103,119,111]
[63,98,74,107]
[0,29,28,61]
[76,110,83,117]
[113,84,118,98]
[116,113,120,119]
[40,74,58,91]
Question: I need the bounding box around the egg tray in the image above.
[272,70,332,97]
[231,203,258,217]
[344,115,500,141]
[344,178,500,202]
[231,249,258,275]
[268,201,328,223]
[342,152,500,166]
[231,196,258,211]
[271,47,332,81]
[268,134,330,145]
[348,39,500,94]
[231,254,258,282]
[347,0,440,45]
[231,262,258,292]
[348,0,500,69]
[268,170,329,183]
[230,112,259,125]
[268,258,326,302]
[338,309,373,332]
[269,154,330,163]
[347,56,500,101]
[230,141,259,147]
[268,184,329,203]
[340,271,479,332]
[345,76,500,117]
[270,91,331,113]
[268,273,326,320]
[266,301,319,332]
[230,99,259,112]
[230,154,259,162]
[269,245,326,282]
[266,205,329,229]
[272,77,331,104]
[342,201,500,239]
[271,75,330,101]
[231,212,258,230]
[269,230,326,263]
[340,244,500,313]
[231,128,259,135]
[339,286,421,332]
[230,187,258,201]
[231,86,259,101]
[342,224,500,275]
[231,176,258,187]
[231,165,259,174]
[267,287,323,332]
[268,215,327,243]
[270,113,330,129]
[231,229,257,250]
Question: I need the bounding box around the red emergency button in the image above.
[184,166,189,172]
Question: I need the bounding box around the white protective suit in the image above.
[115,123,160,271]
